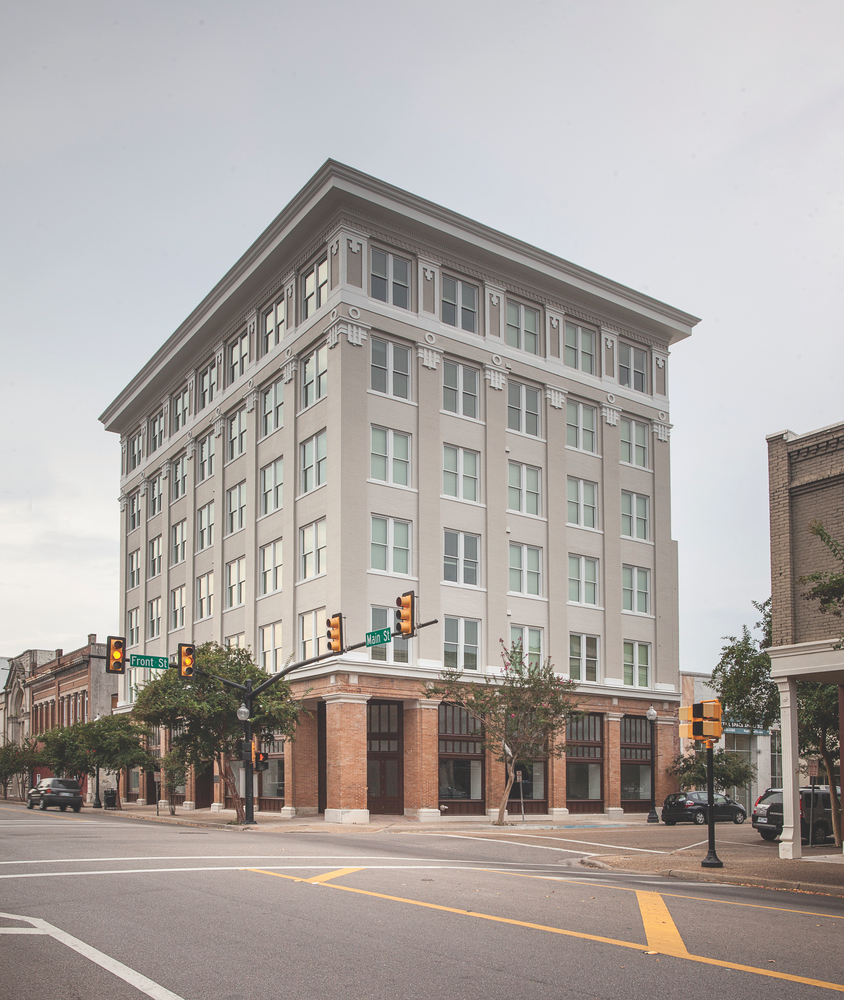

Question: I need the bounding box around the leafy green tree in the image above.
[39,725,92,780]
[75,715,157,809]
[797,682,841,845]
[425,640,581,825]
[667,747,756,793]
[710,599,779,732]
[158,749,188,816]
[0,738,46,798]
[132,643,300,823]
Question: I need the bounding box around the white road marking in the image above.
[430,833,668,854]
[0,911,185,1000]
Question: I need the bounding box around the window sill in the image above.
[296,396,327,417]
[505,428,545,443]
[257,508,283,521]
[621,536,654,546]
[507,593,548,603]
[367,569,418,581]
[296,573,327,586]
[440,409,484,425]
[621,610,655,619]
[440,581,486,592]
[367,479,417,493]
[565,446,601,458]
[566,523,602,533]
[257,590,282,601]
[295,482,328,502]
[619,460,652,472]
[440,494,485,508]
[508,510,547,522]
[367,389,417,407]
[567,602,604,611]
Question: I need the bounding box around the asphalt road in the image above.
[2,802,844,999]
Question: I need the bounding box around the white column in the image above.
[777,676,802,859]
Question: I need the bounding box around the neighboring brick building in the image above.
[767,422,844,857]
[100,161,698,822]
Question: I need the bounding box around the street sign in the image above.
[129,654,170,670]
[366,628,392,647]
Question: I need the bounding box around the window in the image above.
[510,626,542,668]
[443,530,479,586]
[371,338,410,399]
[619,344,648,393]
[300,518,326,580]
[172,387,189,433]
[171,520,187,565]
[507,382,540,436]
[226,482,246,534]
[302,257,328,319]
[148,474,163,517]
[506,301,540,354]
[623,640,650,687]
[171,454,187,500]
[260,457,283,515]
[371,516,411,575]
[149,411,164,454]
[228,409,246,461]
[259,539,283,596]
[226,633,247,650]
[622,565,650,614]
[443,445,479,501]
[261,379,284,437]
[438,705,484,804]
[263,295,285,353]
[197,501,214,551]
[621,492,649,540]
[443,361,479,419]
[569,634,598,682]
[300,430,326,493]
[147,597,161,639]
[620,418,648,468]
[170,585,186,630]
[127,492,141,531]
[127,608,139,646]
[197,432,215,482]
[370,427,410,486]
[301,344,327,408]
[226,557,246,609]
[229,330,248,383]
[564,322,595,374]
[569,555,598,605]
[509,542,541,596]
[442,276,478,333]
[196,572,214,620]
[508,462,541,516]
[127,549,141,589]
[148,536,162,578]
[128,432,142,471]
[567,400,596,452]
[198,360,217,410]
[567,478,597,528]
[260,622,283,672]
[444,617,479,671]
[370,606,409,664]
[299,608,326,660]
[371,249,410,309]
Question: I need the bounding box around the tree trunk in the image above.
[219,753,245,823]
[820,748,841,846]
[114,772,123,810]
[495,760,517,825]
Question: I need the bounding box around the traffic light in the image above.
[326,612,344,654]
[679,700,723,740]
[255,751,269,772]
[178,643,196,678]
[395,591,415,636]
[106,636,126,674]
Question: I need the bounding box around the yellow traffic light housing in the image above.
[326,613,344,654]
[395,591,415,637]
[178,643,196,678]
[679,700,723,741]
[106,636,126,674]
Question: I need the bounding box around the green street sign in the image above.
[129,654,171,670]
[366,628,392,648]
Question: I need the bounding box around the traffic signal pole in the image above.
[701,739,723,868]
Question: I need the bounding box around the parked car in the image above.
[752,786,835,844]
[662,790,746,825]
[26,778,83,812]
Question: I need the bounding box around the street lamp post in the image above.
[236,681,256,826]
[646,705,659,823]
[92,715,102,809]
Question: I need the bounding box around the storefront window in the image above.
[566,713,603,812]
[438,704,484,813]
[507,761,546,801]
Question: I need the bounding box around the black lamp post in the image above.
[646,705,659,823]
[92,715,102,809]
[236,680,256,826]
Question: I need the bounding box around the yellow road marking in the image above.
[304,867,365,884]
[636,891,689,957]
[248,868,844,991]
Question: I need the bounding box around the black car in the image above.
[752,786,834,844]
[661,790,746,825]
[27,778,83,812]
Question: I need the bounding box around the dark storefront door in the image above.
[367,700,403,814]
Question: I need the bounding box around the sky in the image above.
[2,0,843,675]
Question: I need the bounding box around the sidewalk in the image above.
[83,802,844,897]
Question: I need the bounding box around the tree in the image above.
[158,749,188,816]
[39,725,92,780]
[710,599,779,732]
[133,643,301,823]
[424,640,581,825]
[75,715,158,809]
[0,738,46,798]
[667,747,756,792]
[797,682,841,845]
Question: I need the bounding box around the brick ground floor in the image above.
[156,671,680,823]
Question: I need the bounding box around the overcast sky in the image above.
[2,1,842,674]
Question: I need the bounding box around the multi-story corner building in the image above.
[767,422,844,857]
[100,161,697,823]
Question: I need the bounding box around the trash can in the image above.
[103,788,117,809]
